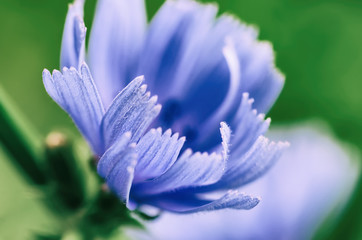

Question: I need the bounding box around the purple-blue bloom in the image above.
[42,0,288,213]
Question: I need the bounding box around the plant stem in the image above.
[0,86,47,184]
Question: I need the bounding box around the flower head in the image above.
[42,0,288,213]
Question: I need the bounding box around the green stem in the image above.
[45,132,85,210]
[0,86,47,185]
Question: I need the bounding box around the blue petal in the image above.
[100,76,161,151]
[133,128,185,182]
[60,0,86,69]
[141,2,281,153]
[42,63,105,154]
[140,190,260,213]
[194,41,241,148]
[97,133,138,207]
[133,149,225,196]
[229,93,271,157]
[182,191,260,213]
[137,0,218,103]
[218,136,289,189]
[97,132,131,178]
[248,66,285,113]
[88,0,147,107]
[231,29,285,113]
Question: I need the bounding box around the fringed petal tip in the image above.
[269,138,290,153]
[133,127,186,182]
[219,12,259,40]
[222,191,261,211]
[43,63,105,154]
[181,191,261,213]
[220,122,231,161]
[101,75,161,149]
[278,140,291,152]
[133,148,225,196]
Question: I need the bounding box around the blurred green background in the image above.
[0,0,362,239]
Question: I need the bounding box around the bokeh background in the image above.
[0,0,361,239]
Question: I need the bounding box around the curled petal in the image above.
[195,40,241,146]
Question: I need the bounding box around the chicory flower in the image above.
[42,0,287,213]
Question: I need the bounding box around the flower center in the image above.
[155,99,218,152]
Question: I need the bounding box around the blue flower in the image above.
[134,124,359,240]
[42,0,288,213]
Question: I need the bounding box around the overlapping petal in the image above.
[100,76,161,151]
[97,132,137,206]
[134,128,185,182]
[133,149,225,196]
[89,0,147,107]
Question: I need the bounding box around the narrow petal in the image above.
[100,76,161,151]
[233,34,285,113]
[164,14,244,123]
[133,128,185,182]
[60,0,86,69]
[248,67,285,113]
[42,63,105,154]
[195,40,241,147]
[218,136,289,189]
[97,132,131,178]
[144,3,267,153]
[89,0,147,107]
[42,69,61,104]
[181,191,260,213]
[229,93,271,157]
[141,190,260,213]
[98,135,138,207]
[133,149,225,196]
